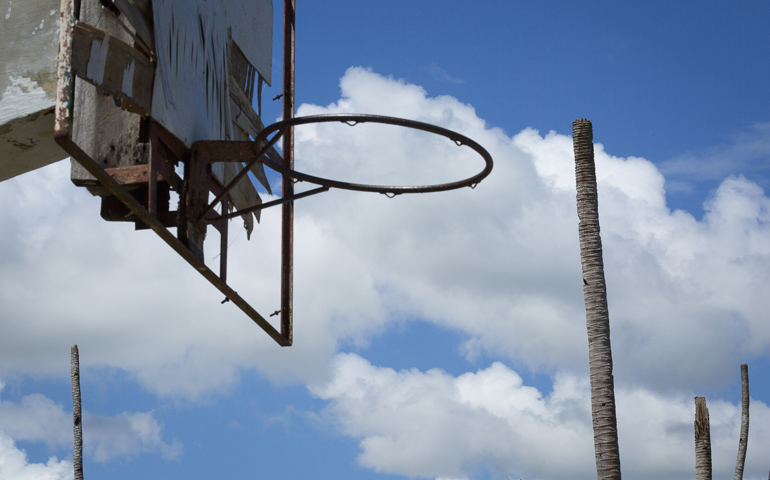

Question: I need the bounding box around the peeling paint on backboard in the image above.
[0,0,63,181]
[85,35,110,85]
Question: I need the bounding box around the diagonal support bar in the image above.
[206,186,329,223]
[55,134,291,346]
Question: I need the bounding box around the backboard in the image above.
[49,0,296,346]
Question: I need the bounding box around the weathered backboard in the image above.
[1,0,296,346]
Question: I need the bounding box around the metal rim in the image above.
[254,114,494,195]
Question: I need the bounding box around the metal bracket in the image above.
[54,0,293,346]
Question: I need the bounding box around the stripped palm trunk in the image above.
[695,396,713,480]
[572,119,621,480]
[71,345,84,480]
[734,364,750,480]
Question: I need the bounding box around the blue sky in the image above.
[1,1,770,480]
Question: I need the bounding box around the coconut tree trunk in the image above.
[734,364,750,480]
[572,119,621,480]
[695,396,712,480]
[71,345,84,480]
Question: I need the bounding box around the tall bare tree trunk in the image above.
[572,119,621,480]
[734,364,750,480]
[695,396,713,480]
[71,345,84,480]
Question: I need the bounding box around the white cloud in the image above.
[660,122,770,189]
[312,353,770,480]
[0,394,70,448]
[0,390,181,463]
[292,67,770,391]
[2,67,769,395]
[2,65,770,478]
[85,411,183,462]
[0,431,72,480]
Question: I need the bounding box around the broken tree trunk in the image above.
[71,345,84,480]
[695,396,712,480]
[734,363,750,480]
[573,119,622,480]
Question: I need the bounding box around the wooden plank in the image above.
[104,164,163,185]
[70,21,154,115]
[130,0,152,17]
[222,162,262,230]
[113,0,155,54]
[70,0,148,190]
[228,40,253,102]
[229,76,261,137]
[228,76,271,193]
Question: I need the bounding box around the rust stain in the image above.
[54,0,75,139]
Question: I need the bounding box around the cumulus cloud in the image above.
[1,66,770,479]
[0,388,181,463]
[2,67,769,394]
[312,354,770,480]
[293,67,770,391]
[0,432,72,480]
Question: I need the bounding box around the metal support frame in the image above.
[53,0,493,347]
[281,0,296,345]
[54,0,294,346]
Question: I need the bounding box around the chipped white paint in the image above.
[122,60,135,98]
[86,34,110,84]
[0,0,63,181]
[0,76,50,124]
[0,75,60,181]
[0,0,60,120]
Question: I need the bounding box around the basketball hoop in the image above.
[49,0,495,347]
[256,114,494,195]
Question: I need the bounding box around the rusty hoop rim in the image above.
[255,114,493,195]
